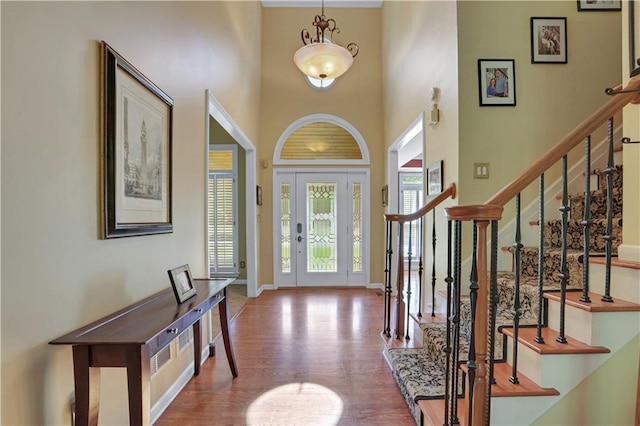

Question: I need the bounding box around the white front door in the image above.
[274,171,368,287]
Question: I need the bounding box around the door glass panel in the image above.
[280,183,291,273]
[306,182,337,273]
[352,182,362,272]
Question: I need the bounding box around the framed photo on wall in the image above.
[100,41,174,238]
[530,17,567,64]
[577,0,621,11]
[478,59,516,106]
[427,161,443,196]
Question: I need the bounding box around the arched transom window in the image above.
[273,114,370,166]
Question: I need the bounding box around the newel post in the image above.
[445,204,503,426]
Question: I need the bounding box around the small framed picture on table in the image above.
[168,264,197,304]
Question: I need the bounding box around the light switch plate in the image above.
[474,163,490,179]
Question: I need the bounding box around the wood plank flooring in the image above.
[156,288,415,425]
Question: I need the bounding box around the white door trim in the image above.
[205,90,258,298]
[272,168,370,288]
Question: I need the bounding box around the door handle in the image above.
[297,235,303,242]
[297,223,302,233]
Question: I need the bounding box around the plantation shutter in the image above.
[208,148,238,275]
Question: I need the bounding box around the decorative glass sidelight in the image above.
[306,182,338,272]
[352,182,362,272]
[280,183,291,273]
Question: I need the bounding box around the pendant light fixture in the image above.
[293,0,359,80]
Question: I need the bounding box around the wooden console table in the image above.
[50,278,238,426]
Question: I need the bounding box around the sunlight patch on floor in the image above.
[246,382,344,425]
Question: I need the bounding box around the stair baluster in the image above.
[535,174,545,344]
[394,222,406,339]
[467,222,479,423]
[510,194,523,383]
[406,221,413,339]
[487,219,499,423]
[602,117,615,303]
[418,216,424,317]
[383,183,456,343]
[580,136,593,303]
[556,155,569,344]
[449,219,462,425]
[384,220,392,337]
[443,220,453,426]
[431,211,436,317]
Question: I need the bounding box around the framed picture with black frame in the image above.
[427,161,443,196]
[100,41,174,239]
[167,264,197,304]
[577,0,621,11]
[478,59,516,106]
[530,17,567,64]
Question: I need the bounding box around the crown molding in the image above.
[262,0,382,8]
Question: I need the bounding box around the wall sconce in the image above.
[429,87,440,128]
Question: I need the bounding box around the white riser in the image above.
[491,396,558,426]
[589,262,640,304]
[548,300,640,350]
[504,333,611,392]
[546,302,640,346]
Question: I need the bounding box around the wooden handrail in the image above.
[445,204,503,222]
[385,183,456,223]
[486,75,640,207]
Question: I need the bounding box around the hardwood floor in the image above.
[156,287,415,425]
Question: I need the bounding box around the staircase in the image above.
[382,77,640,425]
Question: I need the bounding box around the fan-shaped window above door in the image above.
[273,114,370,165]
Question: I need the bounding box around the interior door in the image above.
[273,171,368,287]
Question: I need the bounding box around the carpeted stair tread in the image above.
[385,347,463,423]
[569,187,622,220]
[420,299,533,366]
[542,218,622,252]
[387,161,624,424]
[519,247,585,288]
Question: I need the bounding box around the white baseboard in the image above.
[150,344,211,423]
[367,282,384,290]
[256,284,276,296]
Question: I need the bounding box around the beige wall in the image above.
[259,7,383,286]
[382,0,621,305]
[382,0,459,304]
[457,1,622,208]
[1,2,261,424]
[532,336,639,425]
[620,0,640,262]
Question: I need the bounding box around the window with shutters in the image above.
[208,145,238,276]
[399,173,424,262]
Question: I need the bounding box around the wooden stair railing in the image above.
[443,74,640,426]
[383,182,456,340]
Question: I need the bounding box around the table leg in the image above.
[125,345,151,426]
[219,288,238,377]
[72,345,100,426]
[193,318,202,376]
